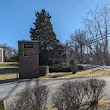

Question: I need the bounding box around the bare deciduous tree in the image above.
[0,44,18,62]
[84,4,110,65]
[66,29,86,64]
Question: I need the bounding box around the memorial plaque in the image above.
[23,51,34,56]
[24,44,33,48]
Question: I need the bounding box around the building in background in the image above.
[0,48,4,62]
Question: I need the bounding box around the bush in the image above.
[77,65,83,70]
[51,78,107,110]
[69,60,78,74]
[7,83,49,110]
[51,81,85,110]
[83,78,106,110]
[50,64,67,69]
[49,64,71,72]
[39,66,49,76]
[49,67,71,72]
[49,64,83,73]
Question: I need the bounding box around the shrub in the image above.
[7,83,49,110]
[39,66,49,76]
[58,67,71,72]
[83,78,106,110]
[49,63,83,72]
[52,78,107,110]
[49,64,71,72]
[77,65,83,70]
[69,60,78,74]
[51,81,85,110]
[52,90,64,110]
[50,64,67,69]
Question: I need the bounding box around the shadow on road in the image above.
[0,78,21,84]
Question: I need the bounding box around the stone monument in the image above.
[18,40,39,78]
[0,48,4,62]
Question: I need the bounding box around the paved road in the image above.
[0,76,110,99]
[0,76,110,107]
[80,64,110,71]
[0,79,65,100]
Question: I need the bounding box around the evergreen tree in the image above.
[30,9,65,65]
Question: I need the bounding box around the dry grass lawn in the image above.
[48,99,110,110]
[40,68,110,80]
[0,62,110,80]
[0,62,18,80]
[0,62,18,68]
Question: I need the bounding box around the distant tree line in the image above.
[2,3,109,66]
[0,44,18,62]
[66,4,110,66]
[26,3,109,66]
[1,3,110,66]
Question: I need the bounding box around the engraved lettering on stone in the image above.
[23,51,34,56]
[24,44,33,48]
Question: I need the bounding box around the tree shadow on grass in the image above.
[0,68,18,74]
[1,63,19,67]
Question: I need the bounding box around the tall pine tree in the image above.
[30,9,65,65]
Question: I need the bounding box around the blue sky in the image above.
[0,0,108,49]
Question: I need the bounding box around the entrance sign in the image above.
[18,40,39,78]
